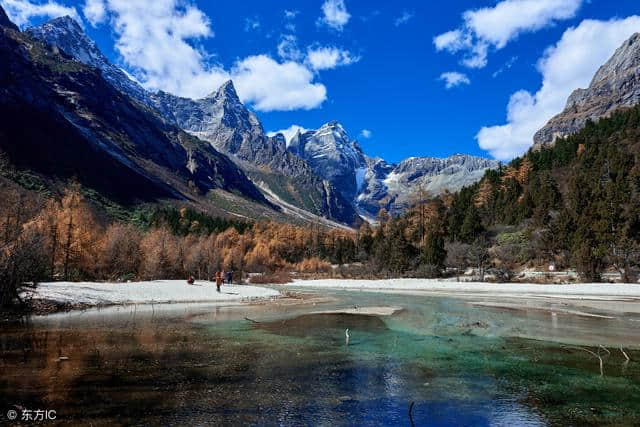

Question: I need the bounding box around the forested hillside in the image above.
[444,104,640,281]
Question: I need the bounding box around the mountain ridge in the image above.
[25,15,362,227]
[533,32,640,148]
[1,10,271,217]
[24,13,500,225]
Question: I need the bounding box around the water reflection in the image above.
[0,292,639,425]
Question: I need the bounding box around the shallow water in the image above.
[1,289,640,426]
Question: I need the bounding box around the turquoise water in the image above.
[1,289,639,425]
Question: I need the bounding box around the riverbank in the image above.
[288,279,640,298]
[19,280,280,315]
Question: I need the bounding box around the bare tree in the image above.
[468,236,490,282]
[445,241,469,281]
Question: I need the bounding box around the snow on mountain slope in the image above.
[357,155,500,217]
[288,120,500,217]
[26,16,153,108]
[27,14,498,223]
[288,121,368,200]
[26,16,362,227]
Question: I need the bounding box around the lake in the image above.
[1,288,639,426]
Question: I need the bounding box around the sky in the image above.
[2,0,640,163]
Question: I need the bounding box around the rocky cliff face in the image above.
[152,83,362,226]
[288,121,368,201]
[356,154,500,217]
[25,14,497,225]
[534,32,640,147]
[1,11,267,208]
[26,17,154,109]
[27,16,361,226]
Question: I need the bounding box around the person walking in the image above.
[225,270,233,285]
[215,271,223,292]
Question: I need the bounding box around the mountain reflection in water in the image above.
[1,291,639,426]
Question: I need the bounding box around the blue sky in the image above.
[3,0,640,162]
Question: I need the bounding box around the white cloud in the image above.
[360,129,372,139]
[82,0,328,111]
[306,46,359,71]
[1,0,81,28]
[318,0,350,31]
[434,29,470,52]
[232,55,326,111]
[477,16,640,161]
[277,34,302,61]
[267,124,308,144]
[284,9,298,19]
[439,71,470,89]
[82,0,105,26]
[434,0,583,68]
[394,10,414,27]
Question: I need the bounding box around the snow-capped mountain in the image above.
[288,121,368,200]
[151,81,273,163]
[26,14,498,224]
[26,16,362,227]
[1,11,268,212]
[356,155,500,217]
[286,121,500,218]
[26,16,153,108]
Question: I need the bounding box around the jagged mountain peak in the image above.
[44,15,82,31]
[534,31,640,147]
[27,15,154,108]
[204,79,240,102]
[27,16,103,66]
[590,32,640,85]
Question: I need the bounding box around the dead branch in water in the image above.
[599,345,611,355]
[620,347,630,361]
[568,346,604,376]
[244,317,260,323]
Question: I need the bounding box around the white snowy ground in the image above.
[24,280,280,306]
[289,279,640,301]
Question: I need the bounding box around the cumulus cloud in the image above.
[306,46,359,71]
[394,10,414,27]
[318,0,350,31]
[232,55,326,111]
[439,71,470,89]
[81,0,328,111]
[477,16,640,160]
[434,0,583,68]
[267,124,308,144]
[360,129,372,139]
[82,0,105,26]
[1,0,81,28]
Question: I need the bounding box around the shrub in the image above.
[295,257,332,274]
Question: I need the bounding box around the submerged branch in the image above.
[568,346,604,376]
[620,347,630,361]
